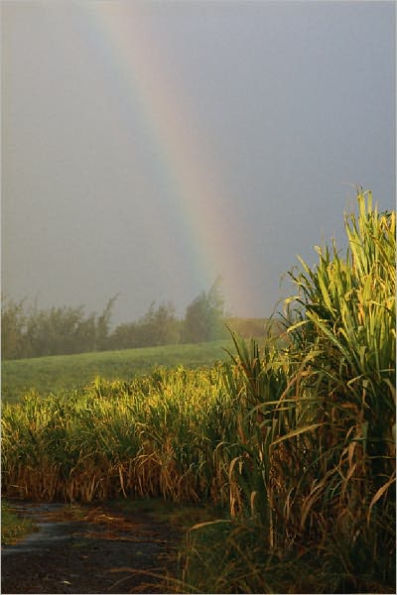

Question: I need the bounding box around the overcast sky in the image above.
[2,0,395,324]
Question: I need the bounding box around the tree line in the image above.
[1,282,230,360]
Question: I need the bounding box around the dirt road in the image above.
[2,501,181,594]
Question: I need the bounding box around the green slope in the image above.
[1,340,232,402]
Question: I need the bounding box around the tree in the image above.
[136,301,180,346]
[107,321,141,350]
[183,279,227,343]
[1,297,119,359]
[1,298,26,359]
[95,295,118,351]
[108,301,181,349]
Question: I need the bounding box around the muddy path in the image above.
[1,501,182,594]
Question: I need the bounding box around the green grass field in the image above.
[1,339,232,402]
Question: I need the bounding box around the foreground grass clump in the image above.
[1,501,36,546]
[2,191,395,593]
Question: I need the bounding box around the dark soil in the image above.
[1,501,182,594]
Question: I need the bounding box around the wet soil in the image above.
[1,501,182,594]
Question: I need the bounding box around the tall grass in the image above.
[181,190,395,593]
[2,190,395,592]
[2,365,242,504]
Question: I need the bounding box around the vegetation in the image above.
[1,339,232,402]
[2,365,232,502]
[226,316,273,339]
[2,282,230,360]
[1,296,117,360]
[182,278,228,343]
[180,191,395,593]
[106,301,182,350]
[1,501,36,546]
[1,190,395,592]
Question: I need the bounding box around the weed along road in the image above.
[1,501,181,594]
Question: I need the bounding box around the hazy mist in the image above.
[2,0,395,325]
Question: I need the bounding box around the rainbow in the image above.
[82,2,253,315]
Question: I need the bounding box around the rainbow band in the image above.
[82,2,252,313]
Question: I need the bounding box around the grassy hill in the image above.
[1,339,232,402]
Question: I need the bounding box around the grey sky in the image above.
[2,0,395,325]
